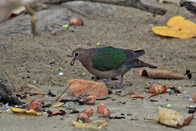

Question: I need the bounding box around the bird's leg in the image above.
[120,74,125,88]
[25,5,38,36]
[104,78,111,85]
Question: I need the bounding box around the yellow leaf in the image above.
[25,109,42,116]
[152,16,196,39]
[51,102,65,108]
[10,107,42,116]
[72,120,107,129]
[10,107,26,112]
[158,106,184,127]
[145,107,194,128]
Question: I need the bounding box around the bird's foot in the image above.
[120,83,125,88]
[104,78,111,85]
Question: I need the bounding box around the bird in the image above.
[0,0,46,36]
[180,0,196,15]
[0,0,36,21]
[70,46,157,88]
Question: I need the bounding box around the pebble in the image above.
[167,89,172,93]
[96,42,100,47]
[62,24,69,28]
[32,80,37,84]
[162,55,167,60]
[58,72,64,76]
[189,98,193,102]
[149,24,154,27]
[167,104,171,108]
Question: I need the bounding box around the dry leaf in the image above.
[51,102,65,108]
[10,107,42,116]
[138,69,184,79]
[152,16,196,39]
[145,107,195,128]
[67,79,108,97]
[129,90,154,98]
[72,120,107,129]
[52,110,66,115]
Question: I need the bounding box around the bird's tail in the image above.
[129,59,157,68]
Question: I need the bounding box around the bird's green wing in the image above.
[92,47,127,71]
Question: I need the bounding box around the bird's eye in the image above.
[74,52,79,56]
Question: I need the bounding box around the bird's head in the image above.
[70,48,84,66]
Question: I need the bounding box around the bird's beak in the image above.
[70,57,76,66]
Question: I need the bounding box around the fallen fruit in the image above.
[83,108,94,117]
[27,100,41,111]
[69,17,84,25]
[97,103,107,114]
[149,85,167,94]
[77,112,90,123]
[101,108,110,118]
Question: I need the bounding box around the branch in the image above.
[43,0,166,15]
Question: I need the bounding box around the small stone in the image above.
[149,24,154,27]
[62,24,69,28]
[60,117,64,120]
[32,80,37,84]
[167,104,171,108]
[78,120,83,123]
[96,42,100,47]
[58,72,64,76]
[162,55,167,60]
[167,89,172,93]
[189,98,193,102]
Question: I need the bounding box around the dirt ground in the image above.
[0,1,196,131]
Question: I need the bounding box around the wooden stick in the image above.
[56,84,70,101]
[44,0,166,15]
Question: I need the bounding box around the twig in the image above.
[56,84,70,101]
[97,115,118,127]
[44,0,166,15]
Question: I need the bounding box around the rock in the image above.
[0,83,22,105]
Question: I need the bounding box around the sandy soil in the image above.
[0,2,196,131]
